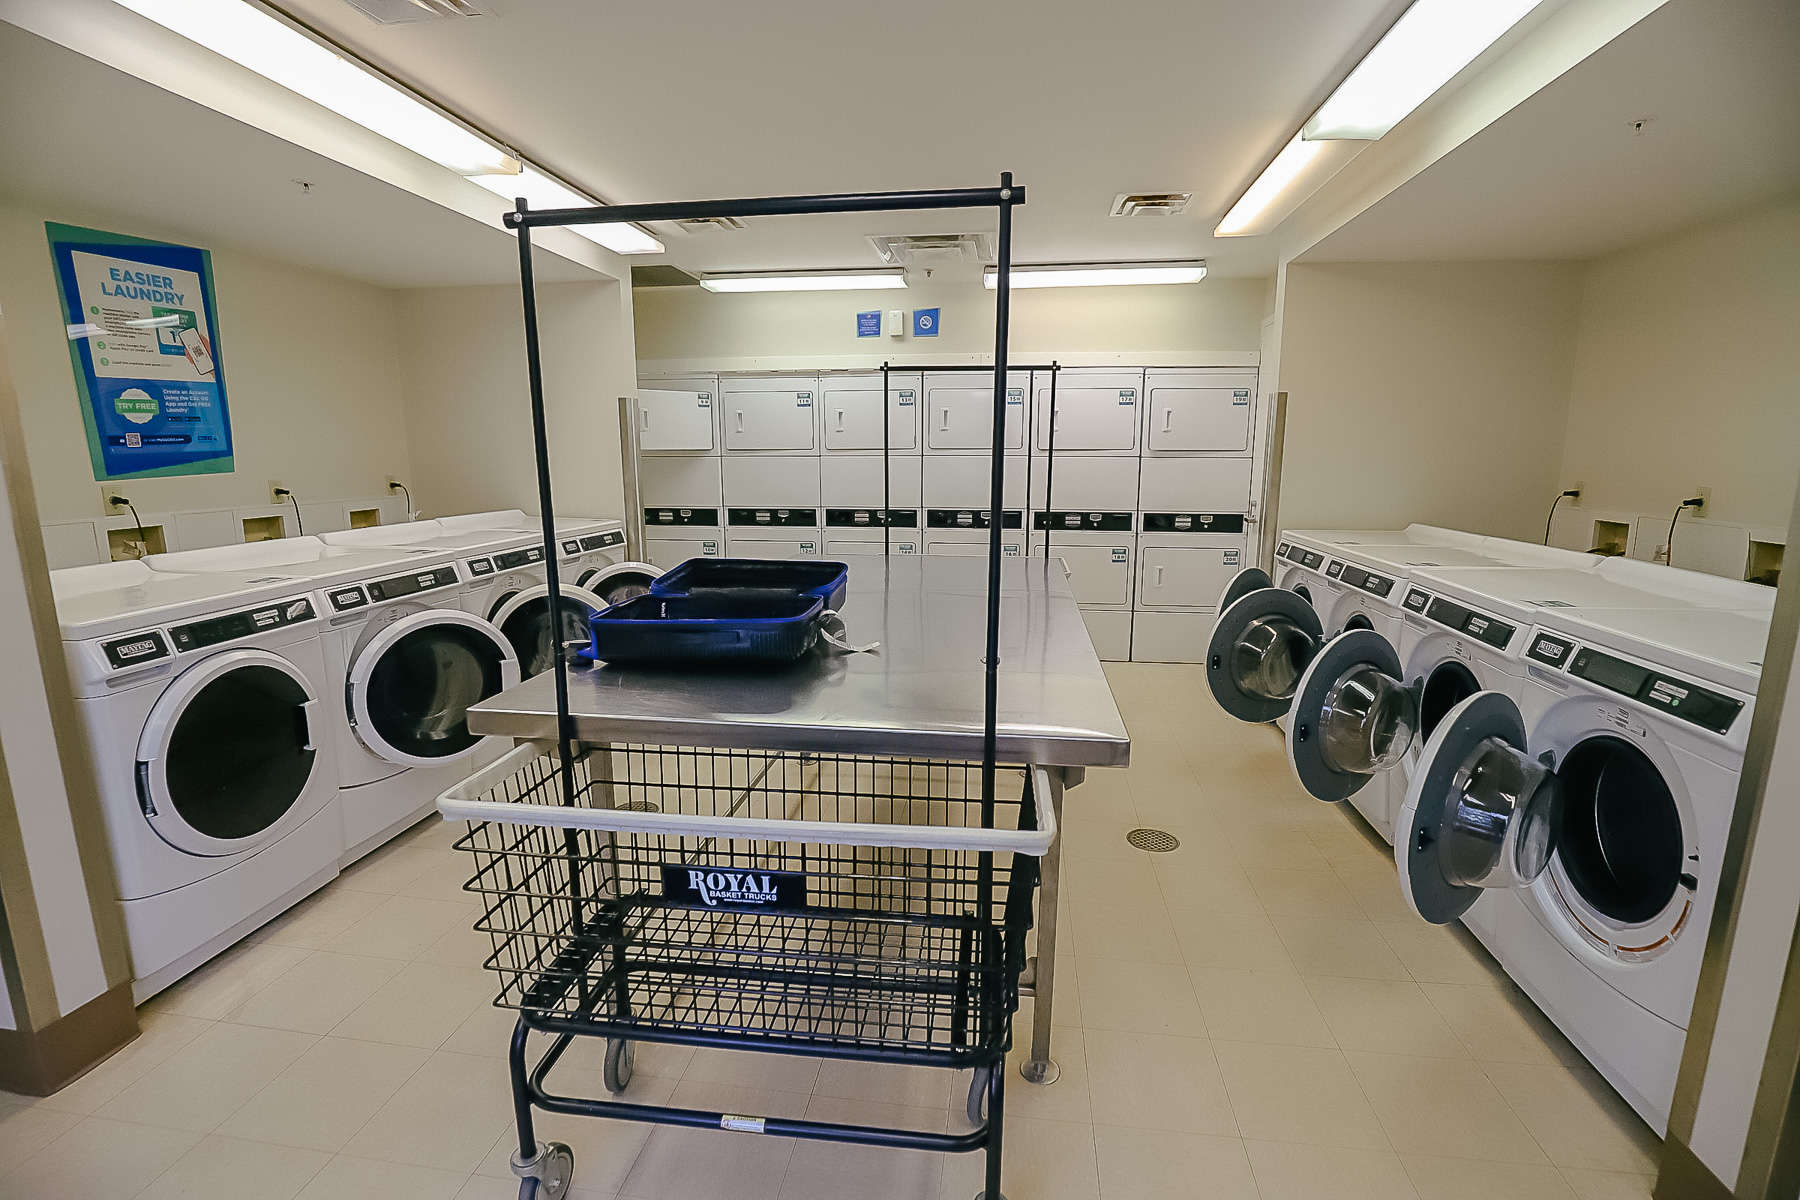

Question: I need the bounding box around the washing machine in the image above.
[314,556,522,863]
[431,510,657,605]
[325,522,612,681]
[1391,603,1768,1131]
[51,561,342,999]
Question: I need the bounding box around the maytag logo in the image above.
[662,864,806,910]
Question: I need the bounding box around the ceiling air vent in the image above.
[1111,192,1194,217]
[675,216,747,233]
[342,0,493,25]
[867,233,992,268]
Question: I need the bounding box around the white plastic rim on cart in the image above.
[438,740,1060,857]
[347,609,521,768]
[136,647,323,856]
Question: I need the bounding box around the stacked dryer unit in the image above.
[1029,369,1142,662]
[1131,368,1260,663]
[634,377,726,568]
[52,561,345,998]
[921,370,1032,562]
[820,371,923,557]
[719,374,824,560]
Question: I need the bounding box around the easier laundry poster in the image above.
[47,223,235,480]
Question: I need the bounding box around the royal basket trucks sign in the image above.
[46,223,235,481]
[661,864,807,911]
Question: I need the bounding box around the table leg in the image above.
[1021,766,1064,1086]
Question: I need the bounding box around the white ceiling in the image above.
[274,0,1410,278]
[0,22,596,288]
[1300,0,1800,264]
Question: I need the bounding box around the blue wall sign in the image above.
[856,310,881,338]
[912,307,940,337]
[47,223,235,480]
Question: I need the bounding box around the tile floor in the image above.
[0,663,1663,1199]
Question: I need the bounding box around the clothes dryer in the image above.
[1391,604,1768,1131]
[52,561,342,999]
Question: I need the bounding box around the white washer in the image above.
[314,556,521,864]
[1393,604,1768,1132]
[51,561,342,1000]
[431,510,656,604]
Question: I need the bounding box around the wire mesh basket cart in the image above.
[440,739,1056,1199]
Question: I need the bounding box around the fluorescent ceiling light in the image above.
[699,271,907,293]
[1304,0,1548,140]
[1215,134,1325,236]
[469,168,664,255]
[981,262,1208,289]
[114,0,518,176]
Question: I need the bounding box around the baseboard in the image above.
[0,981,136,1096]
[1656,1136,1733,1200]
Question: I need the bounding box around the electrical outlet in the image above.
[1693,486,1711,516]
[268,479,287,505]
[99,487,130,516]
[1570,480,1584,501]
[385,475,402,491]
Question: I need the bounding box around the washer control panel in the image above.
[1566,645,1743,735]
[1422,596,1516,650]
[170,595,317,652]
[366,565,459,603]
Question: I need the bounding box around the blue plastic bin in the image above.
[649,558,849,613]
[582,592,826,666]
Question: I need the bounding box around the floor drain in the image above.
[619,800,662,813]
[1127,827,1180,853]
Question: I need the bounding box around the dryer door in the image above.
[489,583,611,678]
[577,561,663,606]
[136,648,323,856]
[348,610,520,768]
[1285,629,1418,802]
[1206,580,1322,723]
[1396,692,1561,925]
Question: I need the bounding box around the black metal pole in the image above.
[505,184,1023,230]
[882,361,891,558]
[515,200,585,930]
[1043,362,1059,560]
[981,172,1016,838]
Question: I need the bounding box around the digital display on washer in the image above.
[561,539,582,556]
[1338,565,1396,598]
[1033,511,1133,531]
[327,585,369,612]
[366,565,458,602]
[1424,597,1515,649]
[492,547,545,570]
[466,557,494,576]
[580,531,626,550]
[1569,648,1743,734]
[1326,561,1345,579]
[171,597,316,651]
[1299,549,1324,569]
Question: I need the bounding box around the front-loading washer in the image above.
[1391,604,1767,1132]
[316,556,521,863]
[52,561,343,999]
[435,510,658,604]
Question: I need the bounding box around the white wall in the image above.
[1557,200,1800,535]
[394,275,633,521]
[633,276,1271,370]
[0,202,415,528]
[1275,261,1583,541]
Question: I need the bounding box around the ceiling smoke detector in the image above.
[867,233,993,268]
[1110,192,1194,217]
[342,0,494,25]
[675,216,747,233]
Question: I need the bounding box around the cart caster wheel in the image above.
[966,1066,991,1127]
[604,1038,635,1094]
[513,1141,574,1200]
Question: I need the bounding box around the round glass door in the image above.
[1286,629,1415,802]
[349,611,517,767]
[490,584,610,678]
[579,561,662,607]
[1206,582,1322,724]
[137,650,321,856]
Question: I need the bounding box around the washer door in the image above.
[135,649,322,856]
[577,561,662,606]
[1206,582,1322,723]
[1286,629,1416,802]
[489,583,610,678]
[348,610,519,768]
[1396,692,1562,925]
